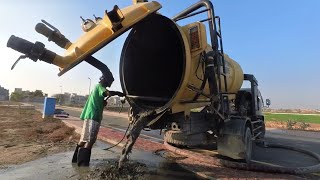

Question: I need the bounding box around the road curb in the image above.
[57,105,128,118]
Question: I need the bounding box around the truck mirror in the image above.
[266,99,271,107]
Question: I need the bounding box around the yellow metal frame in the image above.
[51,2,161,76]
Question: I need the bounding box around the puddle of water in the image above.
[0,141,201,180]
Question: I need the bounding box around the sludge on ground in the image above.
[86,159,148,180]
[0,144,201,180]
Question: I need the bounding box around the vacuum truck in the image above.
[7,0,267,162]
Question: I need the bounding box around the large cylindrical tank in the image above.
[120,14,243,113]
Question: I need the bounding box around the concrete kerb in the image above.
[0,104,35,109]
[57,105,128,118]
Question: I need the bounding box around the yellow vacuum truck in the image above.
[7,0,268,162]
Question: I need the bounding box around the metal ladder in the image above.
[214,16,229,118]
[172,0,231,118]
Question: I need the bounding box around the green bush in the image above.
[298,121,310,131]
[286,119,297,130]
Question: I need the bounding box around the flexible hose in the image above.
[164,141,320,175]
[219,143,320,175]
[102,123,131,151]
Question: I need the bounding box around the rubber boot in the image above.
[72,144,80,163]
[77,148,91,167]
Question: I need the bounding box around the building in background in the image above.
[107,96,130,107]
[70,93,87,105]
[52,92,87,105]
[14,88,22,93]
[0,86,9,101]
[107,96,121,107]
[11,88,45,102]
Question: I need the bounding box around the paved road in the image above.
[256,135,320,167]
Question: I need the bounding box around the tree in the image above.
[32,90,44,97]
[10,92,23,101]
[52,94,65,104]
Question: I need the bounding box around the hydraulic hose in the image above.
[103,123,131,151]
[165,141,320,175]
[85,56,114,83]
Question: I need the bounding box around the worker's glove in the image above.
[109,91,125,97]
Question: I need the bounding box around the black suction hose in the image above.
[103,123,131,151]
[85,56,114,83]
[165,140,320,175]
[219,142,320,175]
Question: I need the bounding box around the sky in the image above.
[0,0,319,109]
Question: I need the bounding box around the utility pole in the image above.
[59,85,62,105]
[88,77,91,95]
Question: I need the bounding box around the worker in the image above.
[71,74,124,166]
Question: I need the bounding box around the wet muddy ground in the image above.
[0,141,200,180]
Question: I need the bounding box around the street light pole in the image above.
[88,77,91,95]
[59,85,62,105]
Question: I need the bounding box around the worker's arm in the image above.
[103,91,125,97]
[109,91,125,97]
[102,90,124,107]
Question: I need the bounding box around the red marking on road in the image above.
[63,118,164,152]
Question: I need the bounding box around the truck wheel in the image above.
[164,130,206,146]
[244,127,252,163]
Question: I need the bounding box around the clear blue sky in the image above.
[1,0,319,109]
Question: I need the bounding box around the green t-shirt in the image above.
[80,84,106,122]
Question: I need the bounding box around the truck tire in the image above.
[244,127,252,163]
[164,130,207,146]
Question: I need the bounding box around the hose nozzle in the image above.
[7,35,59,69]
[35,20,71,49]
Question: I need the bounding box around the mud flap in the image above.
[217,117,249,160]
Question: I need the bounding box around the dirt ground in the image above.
[266,121,320,131]
[0,106,79,168]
